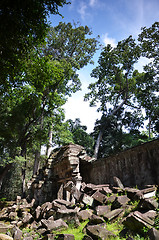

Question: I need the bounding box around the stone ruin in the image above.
[0,140,159,239]
[27,143,93,205]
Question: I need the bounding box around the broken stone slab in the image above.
[0,234,13,240]
[56,208,78,222]
[91,191,107,204]
[64,181,82,201]
[35,205,41,220]
[80,194,94,207]
[141,186,156,199]
[124,187,141,200]
[54,199,74,208]
[100,186,112,195]
[105,194,117,204]
[103,208,124,221]
[41,218,68,231]
[123,211,154,234]
[148,228,159,240]
[112,195,130,209]
[86,225,116,240]
[113,176,124,189]
[95,205,111,216]
[10,226,22,240]
[142,210,157,220]
[77,210,93,221]
[88,214,105,225]
[139,198,159,210]
[22,212,33,225]
[0,222,13,233]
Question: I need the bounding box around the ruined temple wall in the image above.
[80,139,159,187]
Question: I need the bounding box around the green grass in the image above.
[52,220,89,240]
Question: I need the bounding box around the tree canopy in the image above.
[85,22,159,158]
[0,0,69,84]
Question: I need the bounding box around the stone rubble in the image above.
[0,181,159,240]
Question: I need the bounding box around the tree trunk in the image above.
[46,125,53,158]
[94,99,127,159]
[33,149,40,176]
[21,145,27,198]
[0,164,12,190]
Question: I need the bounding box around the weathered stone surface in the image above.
[112,195,130,209]
[35,205,41,220]
[95,205,111,216]
[139,198,159,210]
[10,226,22,240]
[22,212,33,225]
[141,186,156,199]
[41,218,68,231]
[123,211,154,234]
[86,225,116,240]
[148,227,159,240]
[104,208,123,221]
[88,214,105,225]
[64,181,81,201]
[0,223,13,233]
[0,234,13,240]
[81,194,94,207]
[124,188,141,201]
[142,210,157,220]
[113,176,124,189]
[77,210,93,221]
[91,191,106,204]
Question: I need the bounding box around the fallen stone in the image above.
[141,186,156,199]
[77,210,93,221]
[104,208,123,221]
[81,194,94,207]
[0,223,13,234]
[0,234,13,240]
[113,176,124,189]
[124,188,141,200]
[95,205,111,216]
[123,211,154,234]
[142,210,157,220]
[35,205,41,220]
[91,191,107,204]
[100,186,112,195]
[88,214,105,225]
[41,218,68,231]
[139,198,158,210]
[10,226,22,240]
[86,225,116,240]
[22,212,33,225]
[112,195,130,209]
[64,181,81,201]
[148,227,159,240]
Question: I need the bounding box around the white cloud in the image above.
[89,0,96,7]
[64,96,100,133]
[102,33,116,47]
[78,2,88,20]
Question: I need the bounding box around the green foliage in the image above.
[0,0,69,84]
[85,22,159,158]
[67,118,94,154]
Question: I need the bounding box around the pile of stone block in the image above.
[0,181,159,240]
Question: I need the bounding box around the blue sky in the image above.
[48,0,159,133]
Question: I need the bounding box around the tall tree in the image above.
[0,0,69,85]
[138,22,159,137]
[85,36,141,158]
